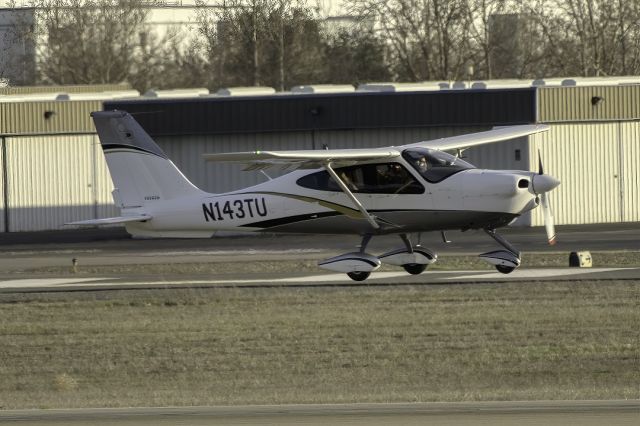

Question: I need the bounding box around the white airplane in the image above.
[68,110,560,281]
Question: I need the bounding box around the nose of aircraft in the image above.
[532,174,561,194]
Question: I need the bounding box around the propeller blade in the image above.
[541,192,557,245]
[536,150,558,244]
[538,149,544,175]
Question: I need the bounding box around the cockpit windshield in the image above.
[402,147,475,183]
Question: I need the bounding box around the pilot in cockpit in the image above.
[416,157,429,173]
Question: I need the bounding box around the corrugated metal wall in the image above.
[0,101,100,135]
[621,122,640,222]
[156,132,313,193]
[528,123,628,226]
[92,134,119,220]
[538,86,640,122]
[0,137,5,232]
[315,126,487,150]
[4,134,116,232]
[463,135,529,171]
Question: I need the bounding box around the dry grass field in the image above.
[0,279,637,409]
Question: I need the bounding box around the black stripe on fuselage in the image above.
[241,209,518,233]
[241,212,341,228]
[102,144,164,158]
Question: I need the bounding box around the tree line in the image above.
[5,0,640,91]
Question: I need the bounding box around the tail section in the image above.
[91,110,204,209]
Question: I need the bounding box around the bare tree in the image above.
[525,0,640,77]
[195,0,272,87]
[33,0,160,89]
[467,0,507,79]
[556,0,617,76]
[194,0,325,90]
[613,0,640,74]
[347,0,474,81]
[322,27,391,85]
[156,34,211,90]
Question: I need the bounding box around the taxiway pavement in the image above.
[0,223,637,273]
[1,267,638,293]
[1,400,638,426]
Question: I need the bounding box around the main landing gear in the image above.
[318,234,437,281]
[347,271,371,281]
[478,229,521,274]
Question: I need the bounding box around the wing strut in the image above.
[323,162,380,230]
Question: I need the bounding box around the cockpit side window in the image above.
[402,148,475,183]
[297,162,424,194]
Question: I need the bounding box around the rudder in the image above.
[92,110,203,208]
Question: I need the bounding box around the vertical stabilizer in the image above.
[92,110,203,208]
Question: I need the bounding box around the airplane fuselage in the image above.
[123,165,541,239]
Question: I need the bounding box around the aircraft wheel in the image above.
[496,265,516,274]
[403,263,427,275]
[347,271,371,281]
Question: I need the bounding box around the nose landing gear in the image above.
[495,265,516,274]
[479,229,521,274]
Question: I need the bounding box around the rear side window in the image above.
[296,163,424,194]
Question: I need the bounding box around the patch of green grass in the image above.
[0,281,638,409]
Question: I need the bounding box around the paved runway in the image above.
[1,267,638,293]
[1,401,638,425]
[1,222,638,256]
[0,223,637,275]
[0,223,637,292]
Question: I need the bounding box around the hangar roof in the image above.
[104,89,537,136]
[0,83,131,96]
[2,82,639,136]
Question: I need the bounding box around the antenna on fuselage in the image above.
[260,170,273,181]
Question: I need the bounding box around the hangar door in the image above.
[4,135,117,232]
[0,137,5,232]
[621,122,639,222]
[529,122,637,226]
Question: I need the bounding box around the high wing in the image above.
[203,148,400,171]
[407,124,550,152]
[202,125,549,170]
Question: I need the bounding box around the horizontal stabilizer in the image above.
[65,214,152,226]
